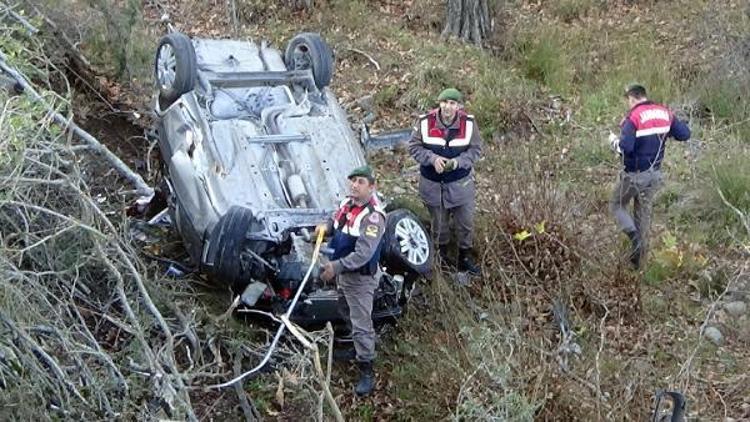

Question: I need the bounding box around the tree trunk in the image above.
[441,0,492,47]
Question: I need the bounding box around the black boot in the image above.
[626,230,642,269]
[355,361,375,396]
[458,248,480,275]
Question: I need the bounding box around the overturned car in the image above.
[151,31,432,325]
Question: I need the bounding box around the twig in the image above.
[346,47,380,71]
[595,304,610,420]
[233,351,260,422]
[0,310,89,405]
[0,2,38,34]
[301,323,344,422]
[716,181,750,247]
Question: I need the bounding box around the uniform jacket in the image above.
[618,101,691,172]
[408,108,483,208]
[328,194,386,276]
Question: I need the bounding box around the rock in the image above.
[391,185,406,195]
[703,326,724,346]
[356,95,375,112]
[724,301,747,317]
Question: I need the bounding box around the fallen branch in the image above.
[0,50,153,197]
[0,2,38,34]
[290,321,344,422]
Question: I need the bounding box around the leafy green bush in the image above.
[515,29,572,94]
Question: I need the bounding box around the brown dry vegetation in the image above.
[1,0,749,420]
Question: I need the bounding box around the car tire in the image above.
[207,206,258,289]
[284,32,333,90]
[381,209,433,277]
[154,32,197,108]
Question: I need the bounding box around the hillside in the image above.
[1,0,749,420]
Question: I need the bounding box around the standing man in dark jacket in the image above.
[609,84,691,268]
[408,88,483,274]
[319,165,385,396]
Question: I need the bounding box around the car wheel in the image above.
[206,206,259,289]
[154,32,197,108]
[284,32,333,90]
[381,209,433,277]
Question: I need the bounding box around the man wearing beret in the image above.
[408,88,483,275]
[319,165,385,396]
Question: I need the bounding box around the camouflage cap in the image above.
[437,88,463,102]
[347,165,375,183]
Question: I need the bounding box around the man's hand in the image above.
[320,261,335,282]
[608,131,621,154]
[433,156,447,174]
[443,158,458,172]
[314,223,327,238]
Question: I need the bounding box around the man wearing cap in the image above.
[408,87,483,274]
[319,165,385,396]
[609,84,690,268]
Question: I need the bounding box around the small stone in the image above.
[356,95,375,111]
[454,272,471,287]
[703,326,724,346]
[724,301,747,317]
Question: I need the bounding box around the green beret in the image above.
[347,165,375,183]
[437,88,463,102]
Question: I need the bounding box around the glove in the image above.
[443,158,458,172]
[608,132,621,154]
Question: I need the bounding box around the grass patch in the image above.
[513,28,573,94]
[712,153,750,220]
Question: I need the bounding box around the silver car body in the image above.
[154,37,366,263]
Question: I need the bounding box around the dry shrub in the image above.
[0,23,342,421]
[478,158,582,294]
